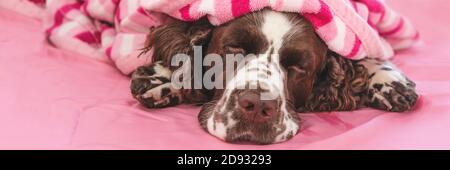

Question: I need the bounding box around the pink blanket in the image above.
[1,0,450,149]
[0,0,418,75]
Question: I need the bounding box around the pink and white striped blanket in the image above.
[0,0,419,75]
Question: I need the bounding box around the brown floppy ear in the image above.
[140,17,213,69]
[304,52,370,112]
[140,17,214,104]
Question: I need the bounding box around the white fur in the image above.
[153,62,172,79]
[261,11,293,51]
[140,62,181,103]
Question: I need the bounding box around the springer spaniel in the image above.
[130,10,418,144]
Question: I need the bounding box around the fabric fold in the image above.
[0,0,419,75]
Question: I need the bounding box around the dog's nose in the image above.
[238,92,278,122]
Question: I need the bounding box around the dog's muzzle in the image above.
[199,55,300,144]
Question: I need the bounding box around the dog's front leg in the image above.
[131,61,183,108]
[359,58,419,112]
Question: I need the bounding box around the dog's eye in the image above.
[281,55,300,67]
[288,65,306,75]
[224,45,246,54]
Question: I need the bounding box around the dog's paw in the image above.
[366,62,418,112]
[130,62,182,108]
[136,82,183,108]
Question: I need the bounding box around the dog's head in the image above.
[197,10,328,144]
[148,9,329,144]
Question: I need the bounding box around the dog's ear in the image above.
[304,52,369,112]
[141,17,213,68]
[187,18,214,47]
[141,17,214,104]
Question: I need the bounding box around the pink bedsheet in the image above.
[1,0,449,150]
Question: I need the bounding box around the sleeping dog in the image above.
[130,10,418,144]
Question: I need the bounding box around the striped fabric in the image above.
[0,0,419,75]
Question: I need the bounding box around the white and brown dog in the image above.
[131,10,418,144]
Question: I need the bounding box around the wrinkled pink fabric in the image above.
[141,0,419,59]
[0,0,449,150]
[0,0,419,75]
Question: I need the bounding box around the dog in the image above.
[130,9,418,144]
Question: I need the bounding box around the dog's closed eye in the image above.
[280,55,307,76]
[288,65,306,75]
[224,45,246,54]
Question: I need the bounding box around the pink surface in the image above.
[1,0,450,149]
